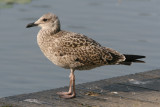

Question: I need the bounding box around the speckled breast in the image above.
[37,34,71,69]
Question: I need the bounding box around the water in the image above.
[0,0,159,97]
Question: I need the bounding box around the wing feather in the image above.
[51,31,125,69]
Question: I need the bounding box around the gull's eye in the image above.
[43,18,48,22]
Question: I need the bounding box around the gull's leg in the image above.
[60,69,76,99]
[56,71,73,95]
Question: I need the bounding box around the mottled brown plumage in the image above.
[26,13,145,98]
[38,29,125,70]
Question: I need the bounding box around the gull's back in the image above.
[37,29,125,70]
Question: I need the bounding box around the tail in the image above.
[120,54,146,65]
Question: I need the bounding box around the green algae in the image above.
[0,0,31,8]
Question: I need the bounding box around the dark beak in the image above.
[26,22,38,28]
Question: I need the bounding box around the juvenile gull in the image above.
[26,13,145,99]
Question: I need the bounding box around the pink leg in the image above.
[56,71,73,95]
[59,69,76,99]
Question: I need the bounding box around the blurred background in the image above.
[0,0,159,97]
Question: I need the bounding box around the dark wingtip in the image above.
[124,54,146,60]
[26,22,38,28]
[122,54,146,64]
[138,55,146,58]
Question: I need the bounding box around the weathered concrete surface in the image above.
[1,69,160,107]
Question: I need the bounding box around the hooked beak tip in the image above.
[26,22,38,28]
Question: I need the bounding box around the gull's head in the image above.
[26,13,60,30]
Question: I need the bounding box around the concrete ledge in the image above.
[1,69,160,107]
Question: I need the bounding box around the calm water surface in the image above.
[0,0,159,97]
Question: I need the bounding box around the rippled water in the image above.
[0,0,159,97]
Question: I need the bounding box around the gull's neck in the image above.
[40,21,61,36]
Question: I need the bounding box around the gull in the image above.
[26,13,145,99]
